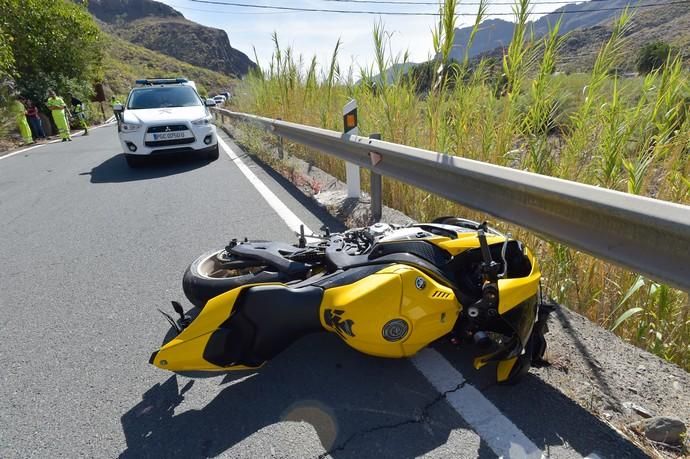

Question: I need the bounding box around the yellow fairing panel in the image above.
[497,248,541,315]
[320,265,460,358]
[436,233,506,256]
[151,285,271,372]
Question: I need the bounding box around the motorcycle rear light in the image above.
[126,142,137,152]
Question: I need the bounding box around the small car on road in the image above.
[114,78,219,167]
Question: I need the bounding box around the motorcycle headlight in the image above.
[192,115,213,126]
[121,123,141,132]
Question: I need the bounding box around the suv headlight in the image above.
[121,123,141,132]
[192,115,213,126]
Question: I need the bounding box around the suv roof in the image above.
[134,78,197,90]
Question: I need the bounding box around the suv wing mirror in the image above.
[205,99,216,107]
[113,104,124,112]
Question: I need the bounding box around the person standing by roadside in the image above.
[111,95,123,123]
[67,93,89,135]
[25,99,47,140]
[47,89,71,141]
[11,97,33,145]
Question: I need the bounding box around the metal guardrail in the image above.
[213,108,690,292]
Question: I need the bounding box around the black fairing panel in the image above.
[369,240,451,266]
[203,285,324,367]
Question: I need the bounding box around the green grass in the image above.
[231,1,690,371]
[102,32,235,98]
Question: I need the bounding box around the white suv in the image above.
[115,78,219,167]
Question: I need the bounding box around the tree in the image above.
[0,0,103,103]
[637,41,672,75]
[0,24,14,80]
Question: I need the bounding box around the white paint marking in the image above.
[217,133,543,457]
[218,136,314,236]
[0,120,117,161]
[0,143,46,160]
[411,349,543,458]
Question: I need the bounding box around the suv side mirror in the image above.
[113,104,124,112]
[205,99,216,107]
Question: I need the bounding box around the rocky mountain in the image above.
[449,0,662,61]
[87,0,255,77]
[556,3,690,71]
[85,0,182,22]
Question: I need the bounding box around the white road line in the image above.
[217,134,544,458]
[412,349,543,458]
[218,136,314,236]
[0,120,117,162]
[0,143,48,160]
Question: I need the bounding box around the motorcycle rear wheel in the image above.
[182,250,287,308]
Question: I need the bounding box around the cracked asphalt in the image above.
[0,125,649,458]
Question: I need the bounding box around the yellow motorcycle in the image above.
[151,217,553,384]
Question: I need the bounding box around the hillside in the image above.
[88,0,255,77]
[557,3,690,72]
[102,31,235,96]
[449,0,665,61]
[84,0,181,22]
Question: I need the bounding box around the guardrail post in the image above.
[369,133,382,222]
[277,117,284,160]
[343,99,361,199]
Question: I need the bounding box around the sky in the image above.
[159,0,577,75]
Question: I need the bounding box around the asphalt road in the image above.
[0,125,648,458]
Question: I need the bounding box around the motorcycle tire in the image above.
[182,250,288,308]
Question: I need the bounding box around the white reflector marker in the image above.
[343,99,361,199]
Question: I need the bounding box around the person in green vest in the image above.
[111,95,123,123]
[11,97,33,145]
[47,89,71,141]
[67,93,89,135]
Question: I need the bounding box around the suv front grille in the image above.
[145,138,195,147]
[147,124,188,133]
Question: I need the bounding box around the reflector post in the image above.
[344,112,357,132]
[343,99,360,199]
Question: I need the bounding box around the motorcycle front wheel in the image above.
[182,250,288,308]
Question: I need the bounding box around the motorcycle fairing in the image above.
[151,264,462,372]
[150,282,320,372]
[320,265,460,358]
[435,233,508,256]
[497,247,541,315]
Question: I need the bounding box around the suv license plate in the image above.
[149,131,190,141]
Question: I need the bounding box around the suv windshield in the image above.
[127,86,202,110]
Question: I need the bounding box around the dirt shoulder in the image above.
[539,306,689,456]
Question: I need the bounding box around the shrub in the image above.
[637,41,672,75]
